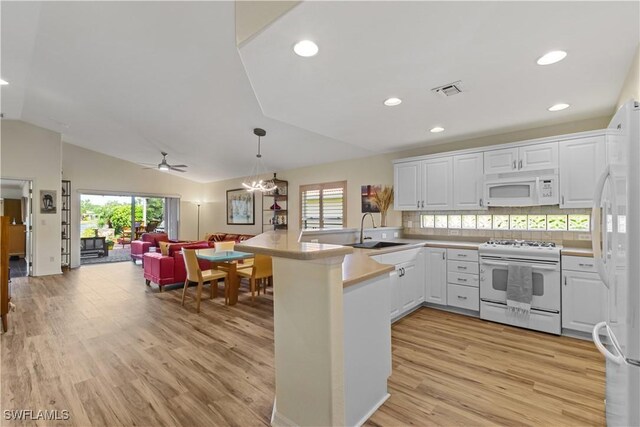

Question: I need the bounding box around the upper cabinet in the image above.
[453,153,485,210]
[394,161,422,211]
[484,142,558,174]
[422,157,453,210]
[559,136,606,208]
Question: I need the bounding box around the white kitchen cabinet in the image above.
[484,142,558,174]
[484,147,519,174]
[518,141,558,172]
[561,255,608,334]
[394,161,422,210]
[562,270,608,333]
[424,247,447,305]
[559,136,606,208]
[423,157,453,210]
[371,248,422,321]
[453,153,485,210]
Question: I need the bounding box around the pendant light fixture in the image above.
[242,128,277,193]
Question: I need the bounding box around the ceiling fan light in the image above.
[159,164,169,171]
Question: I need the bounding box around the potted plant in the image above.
[105,239,115,250]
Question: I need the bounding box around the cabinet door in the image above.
[562,271,608,333]
[399,262,420,313]
[559,136,606,208]
[518,142,558,172]
[453,153,485,210]
[424,248,447,305]
[484,148,519,174]
[394,161,422,211]
[389,268,401,320]
[423,157,453,210]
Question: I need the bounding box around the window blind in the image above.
[300,181,346,229]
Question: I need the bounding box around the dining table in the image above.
[195,248,254,305]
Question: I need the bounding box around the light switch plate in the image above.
[311,239,319,243]
[578,234,591,240]
[448,229,460,235]
[381,233,387,239]
[394,232,399,238]
[407,221,413,228]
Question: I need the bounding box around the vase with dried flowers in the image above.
[371,186,394,227]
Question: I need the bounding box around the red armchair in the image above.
[131,232,170,263]
[143,241,213,291]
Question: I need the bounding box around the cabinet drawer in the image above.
[448,260,479,275]
[447,284,479,311]
[448,272,479,288]
[447,248,478,262]
[562,255,596,273]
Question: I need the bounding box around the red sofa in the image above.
[143,241,214,291]
[205,233,255,243]
[131,232,171,263]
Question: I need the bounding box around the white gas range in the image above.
[478,239,562,335]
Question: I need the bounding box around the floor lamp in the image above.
[196,202,201,240]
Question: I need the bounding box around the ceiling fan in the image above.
[142,152,188,173]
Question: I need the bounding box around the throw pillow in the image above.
[159,241,171,256]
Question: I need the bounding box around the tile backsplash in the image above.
[403,206,592,245]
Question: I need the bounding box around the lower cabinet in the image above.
[371,249,423,322]
[562,257,608,334]
[447,283,479,311]
[424,247,447,305]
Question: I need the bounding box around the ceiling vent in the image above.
[432,81,463,97]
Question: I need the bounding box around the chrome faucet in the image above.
[360,213,376,244]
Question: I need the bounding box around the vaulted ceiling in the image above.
[2,1,638,183]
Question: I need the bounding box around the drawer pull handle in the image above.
[579,263,594,267]
[457,254,467,257]
[457,296,468,300]
[458,266,467,270]
[458,278,467,282]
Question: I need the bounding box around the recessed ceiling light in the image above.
[383,97,402,107]
[548,103,570,112]
[293,40,318,57]
[0,79,8,85]
[537,50,567,65]
[430,126,445,133]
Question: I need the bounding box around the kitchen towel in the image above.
[506,264,533,316]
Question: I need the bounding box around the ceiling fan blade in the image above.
[142,167,157,170]
[139,162,159,166]
[169,164,188,168]
[169,167,186,173]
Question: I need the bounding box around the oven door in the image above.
[484,178,537,207]
[480,258,560,311]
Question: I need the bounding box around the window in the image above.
[300,181,347,229]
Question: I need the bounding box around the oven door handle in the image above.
[480,260,558,270]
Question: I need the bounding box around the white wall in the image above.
[617,44,640,108]
[1,120,62,276]
[61,143,206,267]
[200,115,611,236]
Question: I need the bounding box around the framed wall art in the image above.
[227,189,255,225]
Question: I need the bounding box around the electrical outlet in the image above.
[381,233,387,239]
[311,239,319,243]
[41,219,46,225]
[394,232,399,237]
[407,220,413,228]
[578,234,591,240]
[448,229,460,236]
[49,256,54,262]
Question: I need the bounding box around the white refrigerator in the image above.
[591,99,640,427]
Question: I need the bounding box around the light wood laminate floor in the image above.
[1,263,604,426]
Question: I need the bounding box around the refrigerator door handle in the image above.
[591,166,611,289]
[592,321,625,365]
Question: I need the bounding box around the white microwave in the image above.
[484,174,558,207]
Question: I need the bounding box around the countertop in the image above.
[561,247,594,257]
[236,231,353,260]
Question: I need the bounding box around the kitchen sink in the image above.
[347,241,409,249]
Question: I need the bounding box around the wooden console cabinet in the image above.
[1,216,10,332]
[8,224,26,257]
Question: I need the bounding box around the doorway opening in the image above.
[0,178,33,278]
[79,194,175,265]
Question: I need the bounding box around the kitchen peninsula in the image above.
[236,231,394,427]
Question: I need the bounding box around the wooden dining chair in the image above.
[237,254,273,302]
[182,249,229,312]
